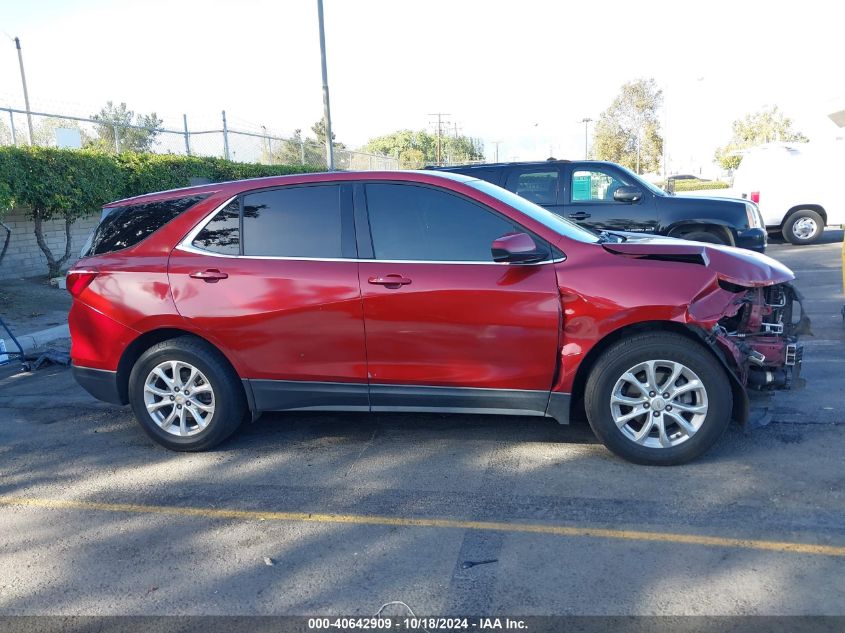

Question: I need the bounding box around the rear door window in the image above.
[84,195,208,256]
[506,169,560,205]
[241,185,342,258]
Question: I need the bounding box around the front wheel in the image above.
[783,210,824,245]
[584,332,732,466]
[128,336,247,451]
[678,230,729,246]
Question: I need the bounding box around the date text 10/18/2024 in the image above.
[307,617,528,630]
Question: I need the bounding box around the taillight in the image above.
[750,191,760,204]
[66,270,98,297]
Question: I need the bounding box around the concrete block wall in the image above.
[0,209,99,280]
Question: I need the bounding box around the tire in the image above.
[584,332,732,466]
[678,230,729,246]
[782,209,824,245]
[128,336,247,451]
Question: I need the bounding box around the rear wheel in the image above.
[584,332,732,466]
[783,209,824,245]
[128,336,246,451]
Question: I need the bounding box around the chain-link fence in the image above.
[0,106,399,170]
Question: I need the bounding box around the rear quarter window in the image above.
[83,195,209,256]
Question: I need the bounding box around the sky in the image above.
[1,0,843,171]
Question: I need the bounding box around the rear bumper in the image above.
[734,228,767,253]
[72,365,125,405]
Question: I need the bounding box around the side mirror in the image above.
[491,232,548,264]
[613,186,643,203]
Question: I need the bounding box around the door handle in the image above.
[568,211,592,220]
[368,274,412,288]
[189,269,229,283]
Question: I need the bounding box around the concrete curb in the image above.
[7,323,69,355]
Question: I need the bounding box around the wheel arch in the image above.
[783,204,827,226]
[115,328,255,418]
[667,221,735,246]
[568,320,748,426]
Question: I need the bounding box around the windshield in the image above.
[614,164,666,196]
[466,179,600,243]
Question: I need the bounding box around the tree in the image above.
[0,146,124,277]
[311,117,345,149]
[593,78,664,174]
[88,101,163,153]
[270,128,320,166]
[267,119,347,167]
[32,117,88,147]
[714,106,808,169]
[362,129,484,168]
[0,120,12,146]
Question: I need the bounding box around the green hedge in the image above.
[0,147,125,222]
[0,145,323,220]
[115,152,321,198]
[672,179,730,192]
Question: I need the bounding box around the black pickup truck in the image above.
[430,160,767,252]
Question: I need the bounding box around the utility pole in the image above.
[221,110,230,160]
[580,117,593,159]
[317,0,335,170]
[183,114,191,156]
[261,125,272,161]
[491,141,502,163]
[428,113,450,165]
[14,37,34,145]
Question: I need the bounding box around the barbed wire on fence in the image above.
[0,106,401,171]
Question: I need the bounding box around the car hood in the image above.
[671,194,745,206]
[601,236,794,287]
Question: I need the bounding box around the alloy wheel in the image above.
[609,359,708,449]
[143,360,215,436]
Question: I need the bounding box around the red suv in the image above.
[68,171,806,465]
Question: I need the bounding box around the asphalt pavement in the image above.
[0,231,843,616]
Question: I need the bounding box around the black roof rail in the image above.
[428,159,576,170]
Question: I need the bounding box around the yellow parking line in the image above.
[2,495,844,557]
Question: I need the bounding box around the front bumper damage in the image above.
[710,282,810,391]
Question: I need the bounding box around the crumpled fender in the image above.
[686,280,745,326]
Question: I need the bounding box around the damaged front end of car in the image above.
[706,281,810,391]
[601,239,809,396]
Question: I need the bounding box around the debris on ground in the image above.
[23,348,71,371]
[461,559,498,569]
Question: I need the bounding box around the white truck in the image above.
[732,142,845,245]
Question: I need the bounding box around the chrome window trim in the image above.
[179,193,565,266]
[182,194,240,248]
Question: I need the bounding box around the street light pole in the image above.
[316,0,334,170]
[14,37,35,145]
[581,117,593,159]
